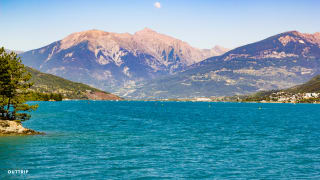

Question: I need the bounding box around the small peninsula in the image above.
[0,120,43,136]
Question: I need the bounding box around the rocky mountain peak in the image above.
[135,27,157,34]
[215,30,320,62]
[211,45,230,54]
[277,31,320,47]
[134,27,181,44]
[66,29,110,40]
[60,29,110,50]
[21,28,228,93]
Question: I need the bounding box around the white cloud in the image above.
[154,2,161,9]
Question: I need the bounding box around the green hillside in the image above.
[286,75,320,93]
[26,67,121,100]
[239,74,320,103]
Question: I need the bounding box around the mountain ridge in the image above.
[197,31,320,65]
[128,30,320,98]
[21,28,228,92]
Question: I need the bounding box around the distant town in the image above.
[157,92,320,104]
[258,92,320,103]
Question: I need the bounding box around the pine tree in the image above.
[0,47,38,121]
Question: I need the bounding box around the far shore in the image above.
[27,98,320,104]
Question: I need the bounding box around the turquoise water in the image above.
[1,101,320,179]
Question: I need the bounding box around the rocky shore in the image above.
[0,120,44,136]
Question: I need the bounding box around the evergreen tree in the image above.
[0,47,38,121]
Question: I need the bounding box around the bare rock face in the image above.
[20,28,228,93]
[133,28,222,66]
[0,120,44,135]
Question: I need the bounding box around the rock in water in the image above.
[0,120,44,136]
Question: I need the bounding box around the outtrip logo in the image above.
[7,169,29,175]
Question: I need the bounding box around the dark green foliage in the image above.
[0,47,38,121]
[296,97,320,103]
[242,90,279,102]
[26,92,63,101]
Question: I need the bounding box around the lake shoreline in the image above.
[0,120,44,136]
[28,99,320,105]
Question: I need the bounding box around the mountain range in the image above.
[129,31,320,98]
[21,28,228,94]
[20,29,320,99]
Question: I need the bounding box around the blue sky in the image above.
[1,0,319,51]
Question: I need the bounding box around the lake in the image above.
[1,101,320,179]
